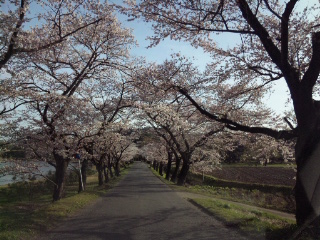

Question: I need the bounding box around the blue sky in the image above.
[120,18,213,70]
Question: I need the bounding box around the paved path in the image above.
[38,162,251,240]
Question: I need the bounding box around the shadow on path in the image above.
[36,162,251,240]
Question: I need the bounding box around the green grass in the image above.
[191,198,296,240]
[151,166,294,212]
[150,167,307,239]
[185,172,295,213]
[0,167,129,240]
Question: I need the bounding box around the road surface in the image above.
[38,162,250,240]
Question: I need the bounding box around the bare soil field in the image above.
[207,166,296,187]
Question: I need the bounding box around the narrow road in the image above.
[39,162,250,240]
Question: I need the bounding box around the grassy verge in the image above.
[150,168,294,214]
[190,198,296,240]
[0,167,129,240]
[186,172,295,213]
[150,167,318,239]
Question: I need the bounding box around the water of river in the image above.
[0,161,79,186]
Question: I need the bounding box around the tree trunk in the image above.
[165,151,173,180]
[78,158,88,193]
[114,161,120,177]
[291,86,320,227]
[295,128,320,227]
[159,162,164,176]
[177,160,190,186]
[82,158,88,187]
[153,160,157,170]
[52,153,69,201]
[108,161,114,178]
[103,163,109,183]
[96,163,104,186]
[171,157,181,183]
[78,174,84,193]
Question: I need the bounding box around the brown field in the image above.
[206,166,296,187]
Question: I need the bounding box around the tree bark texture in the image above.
[78,158,88,193]
[114,161,120,177]
[165,151,173,180]
[177,160,190,186]
[52,153,69,201]
[96,163,104,186]
[108,160,114,178]
[294,120,320,226]
[289,64,320,226]
[103,163,109,183]
[171,157,181,183]
[159,162,164,176]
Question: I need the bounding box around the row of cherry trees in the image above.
[132,58,293,185]
[1,0,317,229]
[119,0,320,228]
[0,0,140,201]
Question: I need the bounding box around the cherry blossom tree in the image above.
[0,79,33,116]
[1,1,136,201]
[79,71,135,186]
[109,131,134,176]
[140,138,168,174]
[140,101,224,185]
[87,125,132,185]
[237,133,295,165]
[0,0,113,115]
[0,0,113,69]
[132,58,285,185]
[123,0,320,227]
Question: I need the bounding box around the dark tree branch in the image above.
[281,0,298,66]
[284,117,296,130]
[0,0,26,68]
[263,0,281,19]
[0,11,102,69]
[176,87,297,140]
[191,127,224,151]
[302,32,320,89]
[236,0,284,73]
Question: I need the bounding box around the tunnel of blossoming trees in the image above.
[1,0,320,229]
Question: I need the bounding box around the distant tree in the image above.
[141,102,223,185]
[224,145,245,164]
[133,58,288,183]
[238,134,295,165]
[80,72,134,186]
[0,144,25,159]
